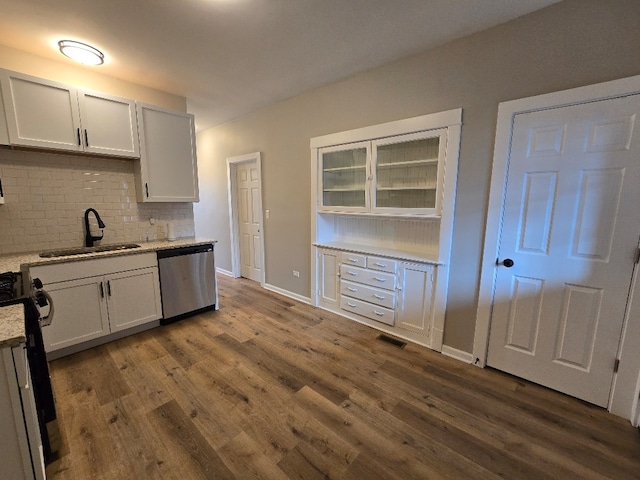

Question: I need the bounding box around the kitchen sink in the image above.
[39,243,141,258]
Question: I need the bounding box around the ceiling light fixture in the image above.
[58,40,104,65]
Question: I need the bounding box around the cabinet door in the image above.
[78,89,140,158]
[105,267,162,333]
[317,248,340,309]
[0,85,9,145]
[396,262,435,337]
[0,71,83,152]
[372,130,446,216]
[318,142,370,213]
[41,276,109,352]
[135,103,199,202]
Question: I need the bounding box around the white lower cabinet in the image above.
[42,275,110,351]
[30,253,162,355]
[396,262,435,338]
[317,248,340,309]
[320,248,438,345]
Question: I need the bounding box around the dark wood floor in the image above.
[46,275,640,479]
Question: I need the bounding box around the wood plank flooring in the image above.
[46,275,640,479]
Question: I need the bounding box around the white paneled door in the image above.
[487,95,640,407]
[237,161,263,282]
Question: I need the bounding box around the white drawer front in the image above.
[340,264,396,291]
[341,279,396,309]
[341,252,366,268]
[367,256,397,274]
[341,295,395,326]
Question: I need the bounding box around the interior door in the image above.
[487,94,640,407]
[237,161,263,282]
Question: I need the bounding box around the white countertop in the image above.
[0,238,216,348]
[313,241,441,265]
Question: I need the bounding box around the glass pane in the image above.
[322,148,367,208]
[375,137,439,209]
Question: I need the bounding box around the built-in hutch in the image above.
[311,109,461,351]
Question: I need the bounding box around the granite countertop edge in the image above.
[0,238,216,348]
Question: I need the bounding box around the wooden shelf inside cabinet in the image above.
[377,186,437,191]
[323,165,367,172]
[323,188,366,192]
[376,159,438,169]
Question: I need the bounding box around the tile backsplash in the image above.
[0,148,194,255]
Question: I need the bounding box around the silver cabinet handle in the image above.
[347,287,357,292]
[347,258,359,263]
[373,294,385,300]
[347,302,357,308]
[374,262,387,268]
[347,271,357,276]
[374,311,384,316]
[373,277,386,282]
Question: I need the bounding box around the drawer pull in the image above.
[347,302,357,308]
[374,310,385,316]
[347,287,357,292]
[374,262,387,268]
[373,294,385,300]
[347,258,359,263]
[373,277,386,282]
[347,271,358,276]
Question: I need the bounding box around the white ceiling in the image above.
[0,0,561,132]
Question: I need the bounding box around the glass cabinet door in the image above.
[319,142,370,212]
[372,130,445,215]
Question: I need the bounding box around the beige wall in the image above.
[0,44,185,111]
[194,0,640,353]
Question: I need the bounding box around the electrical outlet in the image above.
[292,270,300,278]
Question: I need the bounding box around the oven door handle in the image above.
[39,290,54,327]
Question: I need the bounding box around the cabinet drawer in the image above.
[341,295,395,326]
[341,252,366,268]
[340,265,396,291]
[367,256,397,274]
[341,279,396,309]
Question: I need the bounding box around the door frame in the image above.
[226,151,265,285]
[474,74,640,423]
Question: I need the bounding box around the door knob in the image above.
[498,258,515,268]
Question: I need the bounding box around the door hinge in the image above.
[614,358,620,373]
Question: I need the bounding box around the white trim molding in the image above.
[441,345,474,364]
[474,74,640,422]
[216,268,234,277]
[263,283,312,305]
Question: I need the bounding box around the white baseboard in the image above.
[216,268,234,277]
[263,283,312,305]
[441,345,474,364]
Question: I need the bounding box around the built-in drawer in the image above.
[341,295,395,326]
[341,252,366,268]
[366,256,397,274]
[339,264,396,291]
[341,279,396,309]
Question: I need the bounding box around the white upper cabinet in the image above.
[319,141,370,213]
[0,70,139,158]
[371,130,446,216]
[77,89,139,158]
[0,84,10,145]
[314,112,457,218]
[135,103,199,202]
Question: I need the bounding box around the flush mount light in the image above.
[58,40,104,65]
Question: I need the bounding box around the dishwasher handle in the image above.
[157,244,214,259]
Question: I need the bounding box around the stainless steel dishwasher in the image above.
[157,243,218,324]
